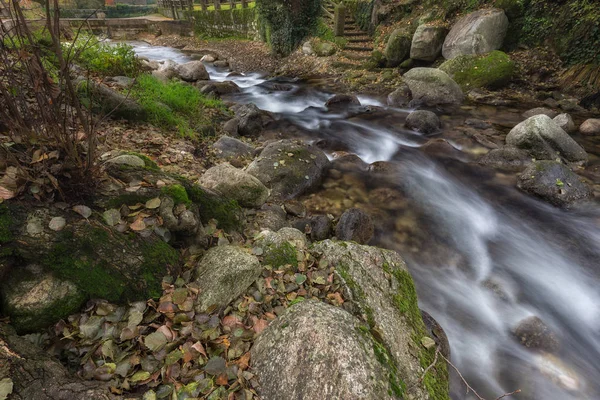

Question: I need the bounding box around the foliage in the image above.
[130,74,225,138]
[315,18,347,48]
[343,0,374,33]
[256,0,322,56]
[67,35,140,77]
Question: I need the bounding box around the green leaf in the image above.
[204,356,226,376]
[130,370,151,383]
[165,349,183,366]
[295,273,307,285]
[144,331,168,352]
[0,378,13,400]
[556,178,564,187]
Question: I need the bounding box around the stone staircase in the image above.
[324,1,373,62]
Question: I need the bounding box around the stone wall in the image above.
[186,8,257,39]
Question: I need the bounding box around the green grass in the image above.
[130,74,225,138]
[194,1,255,10]
[315,18,348,48]
[66,35,140,77]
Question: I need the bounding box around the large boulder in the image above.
[335,208,374,244]
[1,265,85,333]
[251,300,393,400]
[505,115,587,162]
[194,245,261,312]
[410,23,448,62]
[232,103,275,137]
[255,227,305,268]
[442,8,509,59]
[580,118,600,136]
[311,240,449,400]
[405,110,441,134]
[387,83,411,107]
[517,161,593,207]
[212,135,255,159]
[199,80,241,96]
[438,50,514,89]
[198,163,269,208]
[176,60,209,82]
[522,107,559,119]
[83,80,146,121]
[385,28,412,67]
[246,140,330,199]
[553,113,576,133]
[402,68,464,106]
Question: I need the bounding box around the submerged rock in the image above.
[335,208,374,244]
[198,163,269,208]
[387,83,411,107]
[442,8,509,59]
[194,245,261,312]
[513,316,560,353]
[522,107,559,119]
[405,110,441,134]
[402,68,464,106]
[506,115,587,162]
[517,161,593,207]
[294,214,332,241]
[246,140,330,199]
[410,23,448,62]
[251,300,393,400]
[325,94,361,109]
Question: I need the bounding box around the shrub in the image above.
[67,36,140,77]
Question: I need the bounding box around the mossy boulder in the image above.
[402,67,464,106]
[246,140,330,199]
[438,50,515,89]
[198,163,270,208]
[311,240,450,400]
[255,227,306,268]
[251,300,393,399]
[312,40,336,57]
[2,265,86,333]
[411,23,448,62]
[385,29,412,67]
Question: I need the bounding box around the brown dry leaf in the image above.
[156,325,174,341]
[0,185,15,200]
[252,318,269,334]
[222,315,242,328]
[327,292,344,306]
[191,341,207,357]
[215,374,229,386]
[237,352,251,370]
[129,219,146,231]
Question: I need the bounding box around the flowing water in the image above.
[129,42,600,400]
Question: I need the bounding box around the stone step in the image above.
[348,37,371,43]
[345,31,369,37]
[344,45,373,52]
[342,51,371,61]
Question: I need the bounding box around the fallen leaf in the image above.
[130,219,146,231]
[215,374,228,386]
[0,186,15,200]
[204,356,227,376]
[73,205,92,218]
[145,197,161,209]
[252,318,269,334]
[237,352,251,370]
[144,331,168,352]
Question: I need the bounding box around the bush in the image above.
[67,36,140,77]
[130,74,226,138]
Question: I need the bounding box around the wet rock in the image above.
[335,208,374,244]
[232,103,274,137]
[517,161,593,207]
[465,118,492,130]
[506,115,587,162]
[213,60,229,68]
[251,301,393,400]
[421,310,451,359]
[151,60,177,81]
[246,140,330,199]
[200,80,240,96]
[325,94,361,109]
[223,117,240,137]
[194,245,261,312]
[579,118,600,136]
[405,110,441,134]
[442,8,509,59]
[311,240,445,399]
[293,215,332,241]
[368,161,402,175]
[83,81,146,121]
[387,83,411,107]
[331,152,368,171]
[106,154,145,168]
[1,265,85,333]
[410,23,448,62]
[439,50,514,89]
[402,67,464,106]
[512,316,560,353]
[558,99,581,112]
[522,107,559,119]
[201,54,216,62]
[198,163,269,208]
[254,204,288,232]
[421,138,461,158]
[385,28,412,67]
[478,146,532,171]
[176,60,209,82]
[283,200,306,217]
[553,113,576,133]
[212,135,254,159]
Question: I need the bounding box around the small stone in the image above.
[48,217,66,231]
[103,209,122,227]
[421,336,436,350]
[106,154,145,168]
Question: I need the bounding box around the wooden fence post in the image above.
[200,0,207,11]
[241,0,247,8]
[334,3,345,37]
[229,0,235,9]
[213,0,220,10]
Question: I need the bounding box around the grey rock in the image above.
[385,28,412,67]
[517,161,593,207]
[195,246,261,312]
[200,80,240,96]
[106,154,145,168]
[506,115,587,162]
[325,94,361,108]
[223,118,240,137]
[110,76,134,88]
[478,147,532,171]
[251,300,393,400]
[302,40,314,56]
[442,8,509,59]
[246,140,330,199]
[1,265,85,333]
[522,107,559,119]
[213,135,254,159]
[84,81,146,121]
[255,228,305,267]
[213,60,229,68]
[254,204,288,232]
[512,316,560,353]
[176,60,209,82]
[580,118,600,136]
[410,23,448,62]
[232,103,274,137]
[336,208,374,244]
[553,113,576,133]
[403,68,464,106]
[198,163,269,208]
[314,41,336,57]
[387,83,411,107]
[151,60,178,82]
[405,110,441,134]
[201,54,216,63]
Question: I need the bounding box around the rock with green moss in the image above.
[81,80,147,121]
[311,240,450,400]
[194,245,261,312]
[439,50,515,89]
[246,140,330,199]
[198,163,269,208]
[106,154,146,168]
[402,67,464,106]
[385,29,412,67]
[313,41,336,57]
[1,265,86,333]
[251,300,393,399]
[255,228,305,268]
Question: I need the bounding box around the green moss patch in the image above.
[439,50,515,89]
[0,204,12,244]
[263,241,298,268]
[184,184,242,231]
[161,184,191,206]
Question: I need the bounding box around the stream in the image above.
[128,41,600,400]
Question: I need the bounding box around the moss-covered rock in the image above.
[312,40,336,57]
[198,163,269,208]
[255,228,306,268]
[438,50,515,89]
[385,28,412,67]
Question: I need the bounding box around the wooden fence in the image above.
[157,0,250,19]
